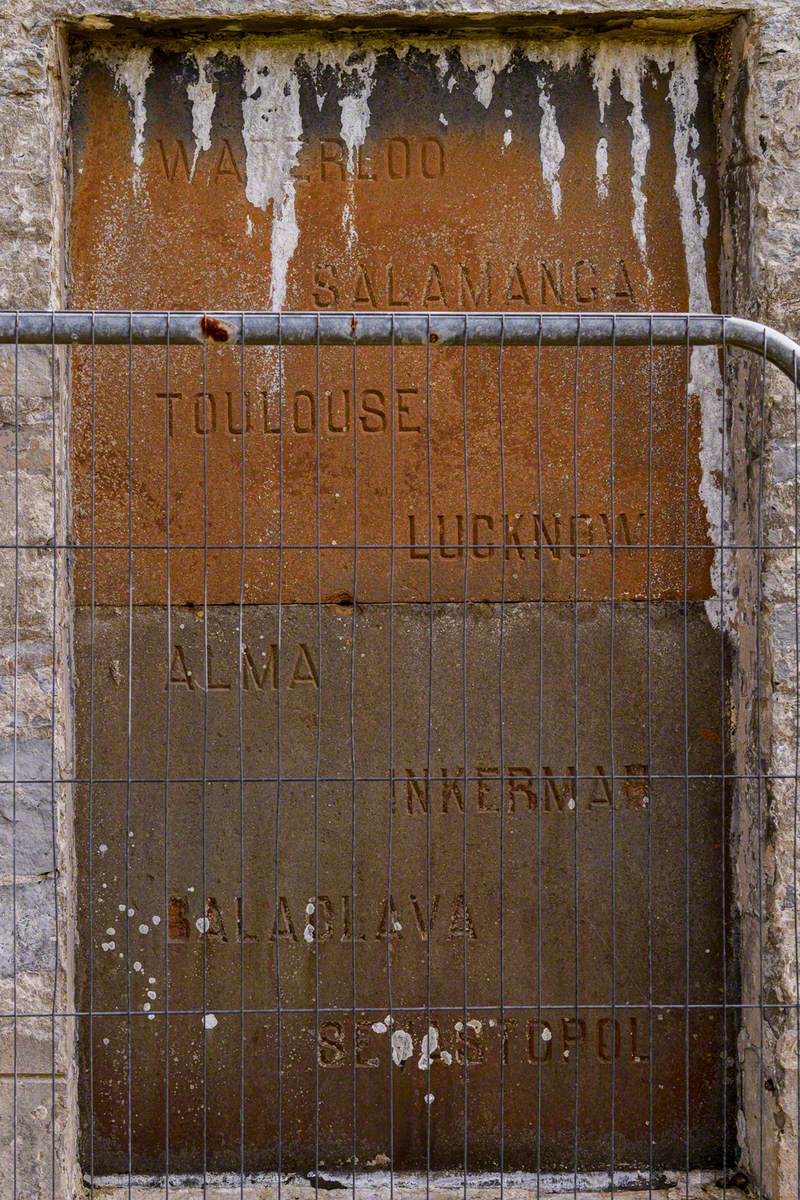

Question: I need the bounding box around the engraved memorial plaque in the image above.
[70,36,732,1175]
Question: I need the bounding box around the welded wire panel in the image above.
[3,312,799,1200]
[67,318,730,1179]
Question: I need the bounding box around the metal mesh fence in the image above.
[2,310,799,1199]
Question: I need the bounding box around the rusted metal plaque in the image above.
[75,603,732,1173]
[69,36,731,1176]
[69,39,721,604]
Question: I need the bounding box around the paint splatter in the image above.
[240,46,303,310]
[391,1029,414,1066]
[537,82,565,217]
[418,1025,439,1070]
[187,52,217,179]
[595,137,608,199]
[107,46,153,191]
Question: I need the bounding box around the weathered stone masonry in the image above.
[0,0,799,1196]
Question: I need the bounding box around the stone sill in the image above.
[86,1171,747,1200]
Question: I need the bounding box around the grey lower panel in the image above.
[74,603,734,1173]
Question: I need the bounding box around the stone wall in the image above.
[714,11,800,1200]
[718,15,800,1198]
[0,1,798,1197]
[0,16,77,1200]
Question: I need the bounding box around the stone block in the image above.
[0,878,56,978]
[0,973,71,1075]
[0,1075,72,1200]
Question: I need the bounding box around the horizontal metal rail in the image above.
[2,310,799,381]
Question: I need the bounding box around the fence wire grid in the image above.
[2,310,799,1200]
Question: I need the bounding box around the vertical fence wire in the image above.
[533,318,544,1200]
[11,313,18,1200]
[125,316,134,1200]
[645,318,655,1200]
[571,315,581,1200]
[349,318,360,1200]
[756,330,767,1196]
[608,316,617,1200]
[314,314,323,1200]
[87,311,97,1200]
[238,313,248,1195]
[682,320,691,1200]
[423,314,434,1197]
[200,325,210,1200]
[794,340,800,1200]
[163,314,172,1198]
[461,320,471,1200]
[794,341,800,1200]
[275,316,285,1200]
[49,313,59,1200]
[497,317,507,1200]
[387,314,397,1200]
[720,320,728,1200]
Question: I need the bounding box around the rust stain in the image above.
[199,314,231,342]
[168,895,190,942]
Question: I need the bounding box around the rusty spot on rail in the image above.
[199,315,231,342]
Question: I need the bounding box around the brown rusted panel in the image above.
[75,603,733,1172]
[68,42,720,605]
[70,37,731,1175]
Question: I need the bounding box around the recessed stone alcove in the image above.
[1,7,798,1198]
